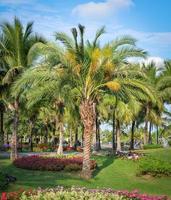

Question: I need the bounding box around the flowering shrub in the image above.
[7,189,36,200]
[13,156,96,171]
[5,187,169,200]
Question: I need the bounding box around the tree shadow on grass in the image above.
[93,155,116,178]
[1,159,92,191]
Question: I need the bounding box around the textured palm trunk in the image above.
[130,121,135,150]
[57,122,63,155]
[10,100,19,161]
[80,100,95,179]
[116,119,121,152]
[0,110,4,146]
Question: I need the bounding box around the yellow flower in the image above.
[102,46,112,57]
[91,48,101,61]
[106,81,121,92]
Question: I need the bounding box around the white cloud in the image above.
[72,0,133,19]
[140,57,165,68]
[127,57,165,68]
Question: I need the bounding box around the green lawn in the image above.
[1,148,171,196]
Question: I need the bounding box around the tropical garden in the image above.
[0,17,171,199]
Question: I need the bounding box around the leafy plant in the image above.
[138,156,171,176]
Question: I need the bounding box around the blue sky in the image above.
[0,0,171,66]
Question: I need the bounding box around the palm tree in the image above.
[0,69,6,146]
[13,25,155,178]
[141,62,163,145]
[0,17,46,160]
[54,25,156,178]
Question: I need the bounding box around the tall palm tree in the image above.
[13,25,155,178]
[54,25,156,178]
[0,17,46,160]
[141,62,163,145]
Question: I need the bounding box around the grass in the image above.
[0,148,171,196]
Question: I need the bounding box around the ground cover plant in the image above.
[6,187,169,200]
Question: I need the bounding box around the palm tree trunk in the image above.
[112,110,116,154]
[80,100,95,179]
[144,105,149,145]
[116,119,121,152]
[148,122,152,144]
[69,128,73,147]
[10,100,19,161]
[57,122,63,155]
[29,120,34,152]
[130,121,135,150]
[96,116,101,151]
[44,125,48,144]
[0,110,4,146]
[144,121,148,145]
[74,127,78,149]
[92,102,97,151]
[156,125,159,144]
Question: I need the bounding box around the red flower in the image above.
[1,193,7,200]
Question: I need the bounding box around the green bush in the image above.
[143,144,162,149]
[0,172,8,191]
[168,141,171,146]
[138,156,171,176]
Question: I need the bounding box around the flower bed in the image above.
[5,187,169,200]
[13,156,96,171]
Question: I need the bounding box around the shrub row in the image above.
[143,144,163,149]
[13,156,96,171]
[138,156,171,176]
[5,187,168,200]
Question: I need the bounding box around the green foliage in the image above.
[143,144,163,149]
[168,141,171,146]
[138,156,171,176]
[0,172,8,191]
